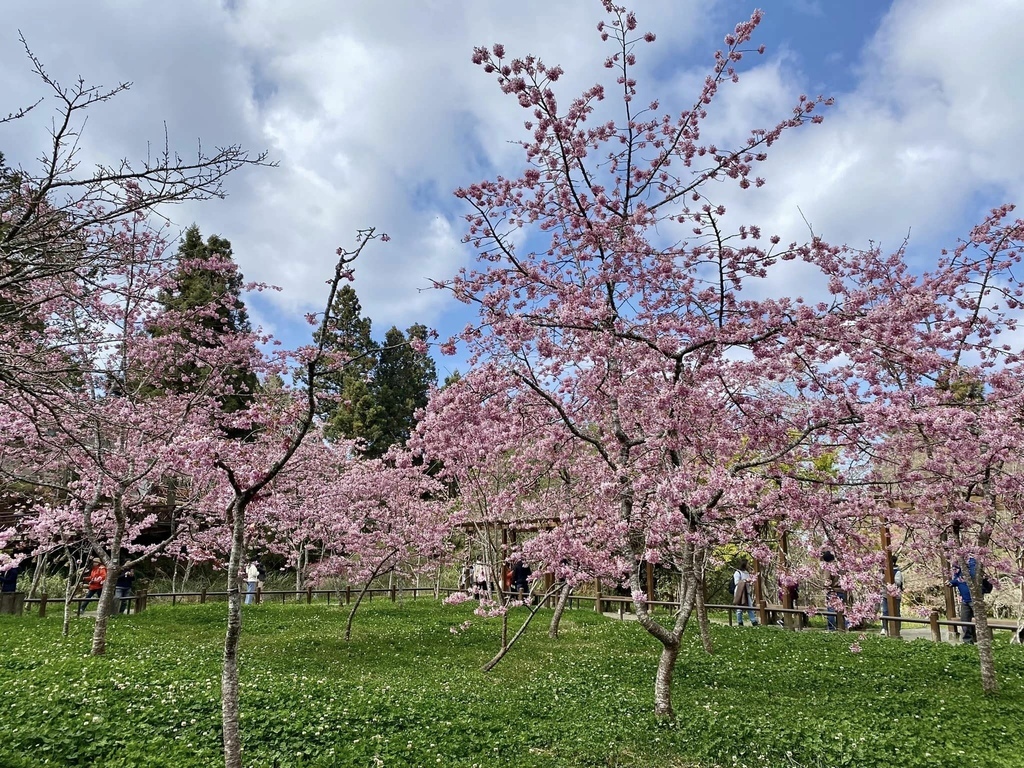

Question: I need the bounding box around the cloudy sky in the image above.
[2,0,1022,379]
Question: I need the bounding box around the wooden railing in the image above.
[8,587,1021,644]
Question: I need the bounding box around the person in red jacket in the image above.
[77,557,107,616]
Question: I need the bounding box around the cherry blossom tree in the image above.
[0,213,261,655]
[287,449,452,640]
[863,208,1024,694]
[424,3,952,717]
[210,228,388,768]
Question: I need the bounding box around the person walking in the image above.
[245,559,260,605]
[950,561,976,644]
[733,558,758,626]
[115,567,135,614]
[511,560,532,601]
[822,551,848,631]
[77,557,107,616]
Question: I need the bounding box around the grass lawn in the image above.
[1,599,1022,767]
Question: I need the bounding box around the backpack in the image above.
[982,577,994,595]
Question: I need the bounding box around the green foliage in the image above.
[1,602,1023,767]
[317,286,437,457]
[149,224,259,418]
[359,323,436,458]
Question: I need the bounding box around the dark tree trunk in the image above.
[548,581,571,639]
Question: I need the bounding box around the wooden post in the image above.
[618,601,624,621]
[943,583,957,641]
[200,588,207,605]
[837,608,846,632]
[255,586,262,605]
[779,531,797,630]
[390,584,397,602]
[306,586,313,604]
[594,578,603,613]
[38,593,48,618]
[345,585,351,605]
[880,523,901,639]
[752,558,768,627]
[929,610,941,643]
[646,561,655,602]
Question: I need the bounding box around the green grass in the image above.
[1,601,1022,768]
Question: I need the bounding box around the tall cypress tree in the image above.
[314,286,436,457]
[315,285,378,442]
[360,323,437,459]
[154,225,258,417]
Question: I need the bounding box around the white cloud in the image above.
[2,0,1022,354]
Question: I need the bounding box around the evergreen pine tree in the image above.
[360,323,437,459]
[154,225,259,418]
[314,285,437,457]
[315,285,378,442]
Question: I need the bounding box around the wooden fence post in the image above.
[390,584,397,602]
[255,586,262,605]
[594,578,603,613]
[943,583,957,642]
[38,593,48,618]
[929,611,941,643]
[306,586,313,604]
[880,523,902,639]
[346,585,351,605]
[200,588,207,604]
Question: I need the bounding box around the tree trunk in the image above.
[89,568,119,656]
[627,537,699,720]
[61,547,79,638]
[345,579,375,642]
[171,557,180,595]
[28,550,48,600]
[482,585,556,672]
[654,639,680,719]
[222,498,246,768]
[548,581,571,639]
[974,601,999,694]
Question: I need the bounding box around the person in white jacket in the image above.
[245,560,260,605]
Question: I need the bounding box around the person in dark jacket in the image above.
[950,559,977,644]
[511,560,532,601]
[115,567,135,614]
[1,563,19,593]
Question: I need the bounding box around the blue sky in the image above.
[2,0,1022,381]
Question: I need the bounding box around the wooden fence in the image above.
[7,586,1021,644]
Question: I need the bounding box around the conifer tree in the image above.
[315,284,378,442]
[360,324,437,458]
[154,225,259,420]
